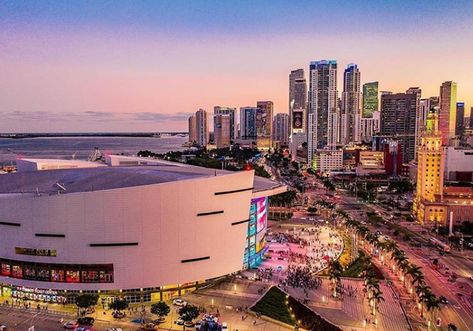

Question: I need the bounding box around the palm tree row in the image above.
[342,214,440,325]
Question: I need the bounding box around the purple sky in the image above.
[1,1,472,132]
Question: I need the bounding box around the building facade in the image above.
[455,102,465,137]
[379,88,420,163]
[312,150,343,174]
[214,106,237,141]
[308,60,338,164]
[341,64,361,144]
[195,109,209,147]
[362,82,379,118]
[439,81,458,146]
[273,113,289,147]
[0,160,285,303]
[360,111,380,143]
[213,114,231,148]
[256,101,274,149]
[239,107,257,140]
[289,69,307,135]
[188,115,197,144]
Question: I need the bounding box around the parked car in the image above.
[63,321,78,329]
[74,328,92,331]
[77,317,94,326]
[172,298,187,306]
[222,322,229,330]
[184,321,195,327]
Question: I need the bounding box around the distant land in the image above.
[0,132,188,139]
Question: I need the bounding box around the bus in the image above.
[429,237,451,252]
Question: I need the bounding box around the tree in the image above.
[109,299,129,312]
[178,304,200,329]
[328,260,343,298]
[75,294,99,310]
[151,301,170,319]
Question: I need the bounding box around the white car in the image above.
[63,321,78,329]
[173,298,187,306]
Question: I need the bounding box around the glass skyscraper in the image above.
[362,81,379,118]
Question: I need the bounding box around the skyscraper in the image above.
[417,97,439,139]
[256,101,274,149]
[308,60,337,165]
[362,82,379,118]
[188,115,197,144]
[195,109,209,147]
[289,69,307,134]
[379,88,420,163]
[439,81,458,145]
[214,106,237,141]
[273,113,289,146]
[455,102,465,137]
[341,64,361,144]
[213,114,231,148]
[239,107,257,140]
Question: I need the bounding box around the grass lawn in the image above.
[251,286,342,331]
[338,235,352,268]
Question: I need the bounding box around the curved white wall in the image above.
[0,170,255,291]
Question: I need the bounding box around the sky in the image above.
[1,0,472,132]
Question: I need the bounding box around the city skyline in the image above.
[1,1,473,132]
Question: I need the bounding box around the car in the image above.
[77,317,94,326]
[439,296,449,304]
[222,322,229,330]
[175,318,185,325]
[184,321,195,327]
[0,325,6,331]
[153,317,166,324]
[106,328,123,331]
[195,321,203,330]
[112,311,126,319]
[64,321,79,329]
[173,298,187,306]
[448,323,458,331]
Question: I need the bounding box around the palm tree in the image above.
[370,289,385,317]
[328,259,343,298]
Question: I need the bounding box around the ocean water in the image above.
[0,136,187,164]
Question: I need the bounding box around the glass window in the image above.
[36,266,50,281]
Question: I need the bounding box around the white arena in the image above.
[0,157,285,303]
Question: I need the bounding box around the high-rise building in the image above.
[273,113,289,146]
[256,101,274,149]
[239,107,257,140]
[413,111,445,223]
[213,114,231,148]
[439,81,458,145]
[362,82,379,118]
[289,69,307,134]
[455,102,465,137]
[188,115,197,144]
[360,111,380,142]
[195,109,209,147]
[379,88,420,163]
[470,107,473,129]
[341,64,361,144]
[308,60,338,165]
[214,106,237,141]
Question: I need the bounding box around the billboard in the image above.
[244,197,269,269]
[292,109,304,130]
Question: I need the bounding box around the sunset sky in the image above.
[1,0,472,132]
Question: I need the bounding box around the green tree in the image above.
[151,301,170,319]
[178,304,200,329]
[75,294,99,310]
[109,299,129,312]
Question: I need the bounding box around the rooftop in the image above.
[0,163,284,196]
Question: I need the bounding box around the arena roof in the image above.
[0,164,284,196]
